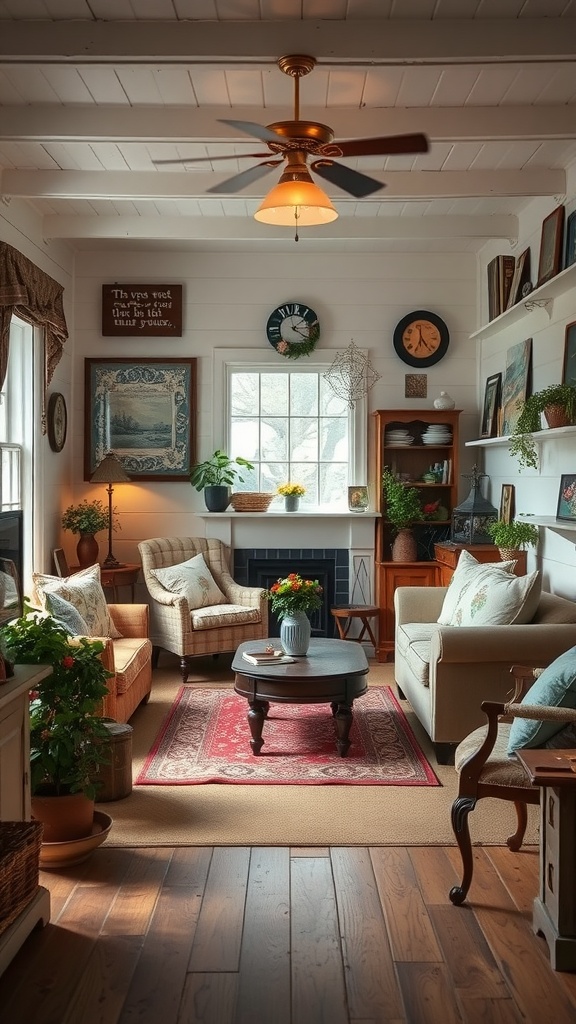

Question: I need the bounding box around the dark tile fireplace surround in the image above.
[234,548,350,638]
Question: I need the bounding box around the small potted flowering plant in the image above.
[265,572,323,655]
[278,482,306,511]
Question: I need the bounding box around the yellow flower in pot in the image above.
[278,482,306,511]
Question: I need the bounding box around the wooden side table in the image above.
[516,748,576,971]
[71,563,140,601]
[434,542,527,585]
[331,605,378,648]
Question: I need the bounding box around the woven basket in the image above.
[0,821,43,936]
[230,492,274,512]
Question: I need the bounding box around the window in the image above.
[220,352,367,509]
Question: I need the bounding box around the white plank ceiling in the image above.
[1,0,576,250]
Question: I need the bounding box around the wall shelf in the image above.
[465,424,576,449]
[517,514,576,534]
[470,262,576,343]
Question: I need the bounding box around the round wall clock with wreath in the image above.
[266,302,320,359]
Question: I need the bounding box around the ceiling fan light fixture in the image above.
[254,178,338,226]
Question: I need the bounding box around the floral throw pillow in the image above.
[437,550,518,626]
[150,552,226,610]
[32,564,121,638]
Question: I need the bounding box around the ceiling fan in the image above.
[153,54,429,200]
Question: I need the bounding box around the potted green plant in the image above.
[486,518,539,560]
[382,468,423,561]
[189,449,254,511]
[508,383,576,470]
[61,499,112,568]
[0,606,111,844]
[277,482,306,512]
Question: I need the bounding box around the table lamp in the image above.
[90,451,131,569]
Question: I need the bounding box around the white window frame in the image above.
[213,348,367,507]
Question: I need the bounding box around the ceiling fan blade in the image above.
[206,160,282,194]
[311,159,385,198]
[327,133,429,158]
[153,151,272,166]
[219,118,287,144]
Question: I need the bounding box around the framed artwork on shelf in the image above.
[562,321,576,387]
[499,484,515,524]
[564,211,576,270]
[84,357,196,481]
[500,338,532,436]
[556,474,576,523]
[505,247,531,310]
[479,372,502,438]
[537,206,565,286]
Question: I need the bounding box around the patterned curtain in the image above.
[0,242,68,430]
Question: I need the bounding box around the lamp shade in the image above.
[90,452,131,484]
[254,154,337,227]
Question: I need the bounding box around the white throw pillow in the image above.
[150,552,227,610]
[32,563,121,638]
[436,549,542,627]
[437,550,517,625]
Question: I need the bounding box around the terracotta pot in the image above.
[544,404,572,429]
[31,791,95,843]
[76,533,99,568]
[391,528,418,562]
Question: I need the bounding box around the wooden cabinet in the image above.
[375,561,439,662]
[372,409,460,661]
[434,542,527,586]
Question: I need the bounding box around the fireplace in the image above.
[234,548,349,638]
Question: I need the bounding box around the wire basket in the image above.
[0,821,43,937]
[230,492,274,512]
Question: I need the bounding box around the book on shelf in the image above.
[242,650,296,666]
[487,255,515,319]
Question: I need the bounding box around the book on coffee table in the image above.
[242,650,296,666]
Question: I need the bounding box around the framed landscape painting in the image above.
[500,338,532,436]
[84,358,196,480]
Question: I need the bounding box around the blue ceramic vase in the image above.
[280,611,311,656]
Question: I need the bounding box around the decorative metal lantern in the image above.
[451,465,498,545]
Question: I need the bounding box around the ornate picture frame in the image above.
[564,210,576,270]
[537,206,565,286]
[84,358,196,480]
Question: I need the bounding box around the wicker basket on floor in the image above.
[230,492,274,512]
[0,821,43,937]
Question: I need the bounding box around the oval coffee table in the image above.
[232,637,369,757]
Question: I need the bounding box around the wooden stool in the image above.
[331,605,378,648]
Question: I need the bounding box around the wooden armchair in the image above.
[449,665,576,906]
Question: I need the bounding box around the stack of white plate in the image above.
[422,425,452,445]
[385,429,413,446]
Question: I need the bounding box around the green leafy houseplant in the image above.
[61,499,111,535]
[382,468,423,532]
[189,449,254,490]
[265,573,323,620]
[0,607,111,798]
[486,518,539,550]
[508,384,576,470]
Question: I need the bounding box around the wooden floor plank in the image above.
[408,846,461,905]
[291,856,348,1024]
[456,995,527,1023]
[187,847,250,973]
[464,849,576,1024]
[178,973,238,1024]
[331,847,404,1021]
[428,904,510,998]
[483,846,539,917]
[396,962,464,1024]
[370,847,442,961]
[234,848,290,1024]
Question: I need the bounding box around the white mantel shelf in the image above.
[197,511,380,518]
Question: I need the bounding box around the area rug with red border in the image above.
[135,685,440,787]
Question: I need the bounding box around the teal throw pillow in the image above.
[507,645,576,754]
[44,591,90,636]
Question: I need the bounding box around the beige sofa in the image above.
[394,586,576,762]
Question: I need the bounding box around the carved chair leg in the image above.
[507,800,528,852]
[449,794,477,906]
[180,657,190,683]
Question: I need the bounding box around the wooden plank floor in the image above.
[1,844,576,1024]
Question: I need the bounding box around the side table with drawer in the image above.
[434,542,527,586]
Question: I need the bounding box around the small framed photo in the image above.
[480,372,502,438]
[556,474,576,522]
[499,484,515,524]
[537,206,565,287]
[562,320,576,387]
[84,357,196,480]
[565,210,576,270]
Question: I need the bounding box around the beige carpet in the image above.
[100,652,539,848]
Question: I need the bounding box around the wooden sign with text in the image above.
[102,284,183,337]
